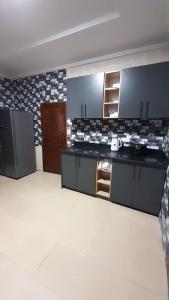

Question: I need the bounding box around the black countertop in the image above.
[62,142,169,170]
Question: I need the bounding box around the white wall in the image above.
[35,146,43,171]
[67,46,169,78]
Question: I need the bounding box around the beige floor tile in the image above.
[0,209,58,271]
[69,260,166,300]
[35,243,85,298]
[0,252,61,300]
[78,205,167,295]
[0,171,167,299]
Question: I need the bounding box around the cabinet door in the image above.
[61,154,77,190]
[77,156,96,195]
[143,62,169,118]
[110,162,134,206]
[67,74,104,119]
[84,73,104,118]
[133,166,165,216]
[119,67,146,118]
[119,62,169,119]
[67,78,83,118]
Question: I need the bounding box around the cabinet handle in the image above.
[138,166,141,181]
[81,105,83,118]
[85,104,87,118]
[79,157,80,168]
[133,166,136,179]
[75,156,77,167]
[140,101,143,118]
[145,101,149,118]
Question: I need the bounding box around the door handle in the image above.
[85,104,87,118]
[133,166,136,180]
[145,101,149,118]
[140,101,143,118]
[138,166,141,181]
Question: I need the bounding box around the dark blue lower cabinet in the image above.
[133,166,165,216]
[61,154,77,190]
[76,156,96,195]
[61,154,96,195]
[110,162,165,216]
[110,162,134,207]
[62,155,165,216]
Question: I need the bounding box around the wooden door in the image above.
[41,102,67,174]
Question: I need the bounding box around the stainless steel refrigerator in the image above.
[0,109,36,179]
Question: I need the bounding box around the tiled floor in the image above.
[0,171,167,300]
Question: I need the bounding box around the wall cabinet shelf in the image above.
[104,101,119,105]
[105,72,120,89]
[103,71,120,118]
[105,87,119,91]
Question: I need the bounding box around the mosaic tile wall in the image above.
[68,118,169,148]
[160,131,169,254]
[160,166,169,253]
[0,78,14,109]
[13,70,67,145]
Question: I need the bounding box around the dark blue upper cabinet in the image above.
[119,62,169,118]
[119,67,146,118]
[143,62,169,118]
[66,73,104,119]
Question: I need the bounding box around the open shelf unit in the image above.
[96,160,112,199]
[103,71,121,118]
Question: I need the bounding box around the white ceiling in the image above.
[0,0,168,78]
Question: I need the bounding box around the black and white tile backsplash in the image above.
[160,166,169,253]
[0,78,14,109]
[68,118,169,149]
[160,130,169,254]
[0,70,67,145]
[13,70,67,145]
